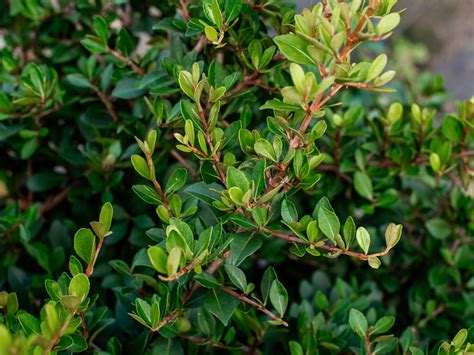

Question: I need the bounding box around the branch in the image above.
[220,286,288,327]
[108,48,145,76]
[178,0,191,21]
[260,227,389,261]
[40,185,72,216]
[151,251,231,332]
[91,84,120,123]
[43,229,104,354]
[170,149,198,177]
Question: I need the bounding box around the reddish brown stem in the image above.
[108,48,145,76]
[221,286,289,327]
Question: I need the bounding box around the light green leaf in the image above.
[68,273,90,302]
[73,228,96,265]
[356,227,370,255]
[274,34,315,65]
[366,54,387,82]
[147,246,168,274]
[254,139,277,161]
[131,155,150,180]
[376,13,400,34]
[166,247,182,276]
[99,202,113,233]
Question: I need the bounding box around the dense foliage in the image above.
[0,0,473,354]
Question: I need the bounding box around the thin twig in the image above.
[170,149,198,177]
[91,84,120,123]
[221,286,289,327]
[260,227,389,261]
[108,48,145,76]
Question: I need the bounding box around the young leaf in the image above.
[166,247,182,276]
[366,54,387,82]
[99,202,113,233]
[356,227,370,255]
[131,155,151,180]
[385,223,402,250]
[74,228,96,265]
[147,246,168,274]
[68,273,90,302]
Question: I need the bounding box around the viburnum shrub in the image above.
[0,0,473,354]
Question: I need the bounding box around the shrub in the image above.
[0,0,473,353]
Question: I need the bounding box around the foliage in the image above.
[0,0,473,353]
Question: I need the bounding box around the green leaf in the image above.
[147,246,167,274]
[132,185,162,204]
[17,312,40,336]
[230,234,262,266]
[93,16,109,43]
[281,199,298,223]
[385,223,402,250]
[203,289,239,326]
[166,247,182,276]
[356,227,370,255]
[368,256,381,269]
[317,206,340,242]
[112,77,146,99]
[66,74,92,89]
[254,139,277,161]
[165,168,188,194]
[349,308,368,338]
[442,115,463,142]
[261,266,278,304]
[68,273,90,302]
[269,280,288,317]
[429,152,441,172]
[260,99,302,112]
[452,329,468,349]
[81,36,108,53]
[202,0,223,29]
[204,25,218,42]
[343,216,356,247]
[99,202,113,233]
[226,166,250,191]
[371,316,395,335]
[224,265,247,292]
[74,228,96,265]
[354,171,373,200]
[366,54,387,82]
[289,341,304,355]
[131,155,151,180]
[376,13,400,34]
[274,34,315,65]
[225,0,242,22]
[426,218,450,240]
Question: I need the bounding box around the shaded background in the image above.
[291,0,474,99]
